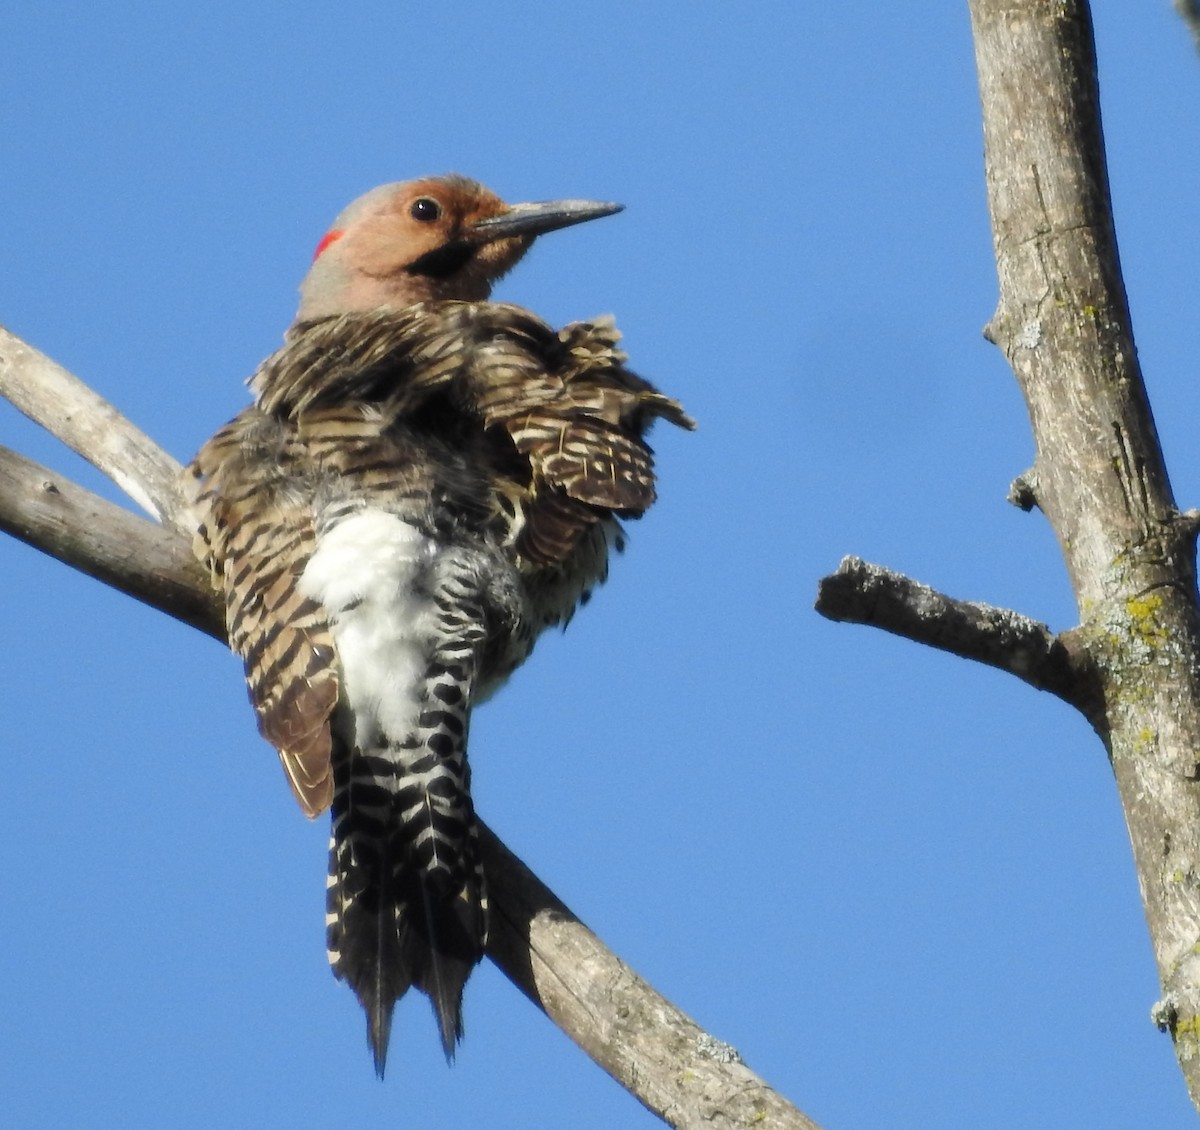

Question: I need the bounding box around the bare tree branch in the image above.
[815,555,1100,719]
[807,1,1200,1107]
[484,827,818,1129]
[0,445,221,639]
[0,325,187,528]
[0,332,818,1129]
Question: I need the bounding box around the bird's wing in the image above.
[184,410,340,818]
[246,303,695,572]
[464,312,696,565]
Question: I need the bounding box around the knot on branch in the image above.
[1008,470,1039,512]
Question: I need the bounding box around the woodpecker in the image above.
[184,174,693,1074]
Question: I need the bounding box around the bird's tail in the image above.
[325,666,487,1075]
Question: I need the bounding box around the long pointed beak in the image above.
[470,199,623,242]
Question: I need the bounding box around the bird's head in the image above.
[296,174,622,321]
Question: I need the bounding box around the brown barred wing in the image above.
[465,314,695,566]
[183,409,340,818]
[245,303,694,573]
[251,302,562,418]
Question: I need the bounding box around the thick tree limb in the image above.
[484,828,817,1129]
[0,335,818,1130]
[968,2,1200,1105]
[817,1,1200,1108]
[815,555,1100,720]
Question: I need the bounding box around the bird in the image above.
[183,173,693,1074]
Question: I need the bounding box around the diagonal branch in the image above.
[482,826,813,1129]
[0,331,819,1130]
[0,325,187,528]
[0,444,221,639]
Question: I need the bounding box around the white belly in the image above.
[299,510,438,749]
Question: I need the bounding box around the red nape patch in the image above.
[312,229,345,261]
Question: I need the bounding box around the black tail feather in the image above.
[325,641,488,1071]
[406,868,482,1059]
[327,829,486,1073]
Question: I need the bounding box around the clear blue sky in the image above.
[3,3,1199,1127]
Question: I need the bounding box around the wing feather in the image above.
[184,411,339,818]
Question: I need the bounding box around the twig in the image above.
[815,556,1099,719]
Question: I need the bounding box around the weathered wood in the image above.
[484,827,822,1129]
[0,325,187,528]
[0,445,220,638]
[816,0,1200,1110]
[815,555,1100,718]
[968,1,1200,1105]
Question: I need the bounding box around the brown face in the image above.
[298,176,622,319]
[320,177,531,302]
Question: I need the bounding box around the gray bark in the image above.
[818,1,1200,1109]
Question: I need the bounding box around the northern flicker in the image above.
[184,174,693,1073]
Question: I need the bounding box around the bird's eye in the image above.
[411,197,442,223]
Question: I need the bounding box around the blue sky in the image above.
[2,3,1199,1127]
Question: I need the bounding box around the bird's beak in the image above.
[470,199,624,242]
